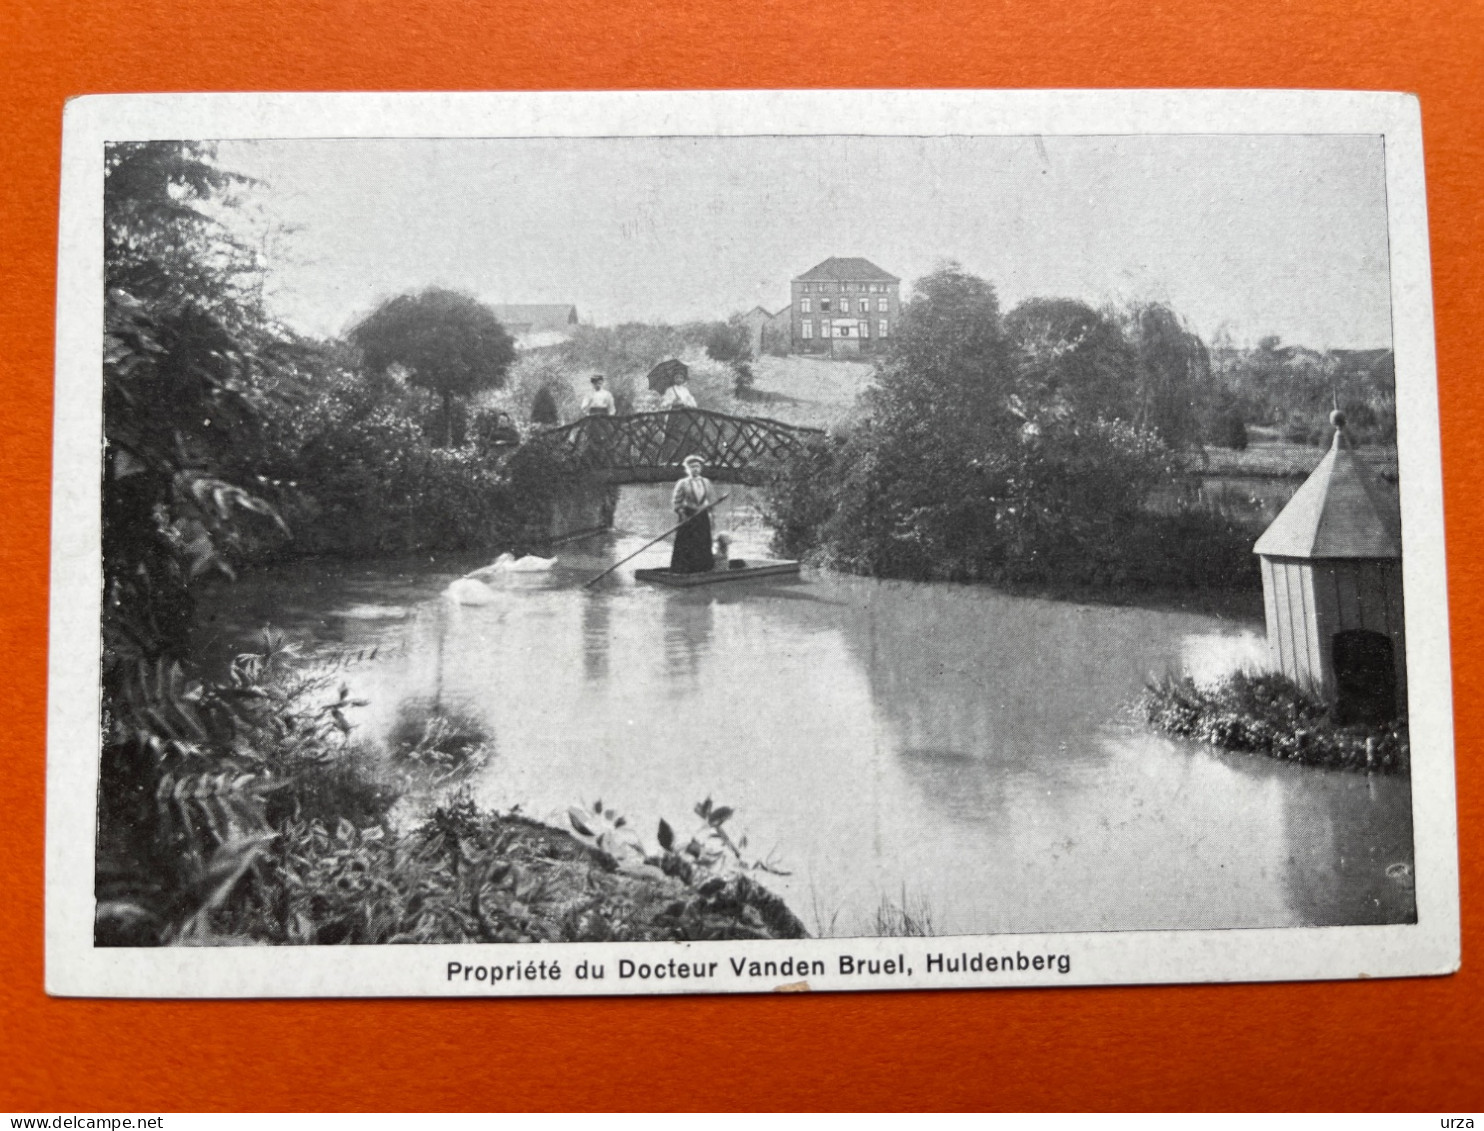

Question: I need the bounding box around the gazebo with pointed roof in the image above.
[1253,412,1406,723]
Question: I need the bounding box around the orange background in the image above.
[2,0,1481,1112]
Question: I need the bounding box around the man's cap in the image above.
[683,454,705,468]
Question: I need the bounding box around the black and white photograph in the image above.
[45,91,1459,997]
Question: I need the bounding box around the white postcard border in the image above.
[46,89,1460,998]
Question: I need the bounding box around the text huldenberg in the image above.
[445,949,1071,986]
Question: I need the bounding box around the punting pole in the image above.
[583,494,730,588]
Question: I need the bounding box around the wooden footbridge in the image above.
[533,407,824,486]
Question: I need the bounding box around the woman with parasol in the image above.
[647,358,695,463]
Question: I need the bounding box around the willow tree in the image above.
[1124,302,1213,451]
[350,289,517,446]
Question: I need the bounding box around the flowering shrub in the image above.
[1142,670,1408,773]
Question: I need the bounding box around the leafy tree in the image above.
[705,319,755,395]
[766,264,1188,585]
[871,262,1012,436]
[704,320,751,365]
[100,141,289,943]
[1123,302,1213,450]
[105,141,257,317]
[1004,298,1139,422]
[350,289,516,446]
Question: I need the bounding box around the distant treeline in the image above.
[1208,337,1395,448]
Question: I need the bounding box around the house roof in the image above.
[488,304,579,331]
[740,305,790,321]
[1252,427,1402,559]
[794,257,900,283]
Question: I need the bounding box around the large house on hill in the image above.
[488,303,580,349]
[790,257,901,354]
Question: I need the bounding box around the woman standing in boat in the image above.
[670,455,716,574]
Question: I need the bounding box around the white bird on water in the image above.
[462,552,558,583]
[444,552,559,603]
[443,577,500,605]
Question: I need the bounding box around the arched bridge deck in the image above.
[535,407,824,486]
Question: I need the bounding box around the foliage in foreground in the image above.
[98,630,807,945]
[214,793,806,946]
[1142,670,1408,774]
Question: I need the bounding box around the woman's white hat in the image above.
[682,454,705,467]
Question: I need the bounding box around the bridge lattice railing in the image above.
[533,407,824,484]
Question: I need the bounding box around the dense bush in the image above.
[705,318,758,396]
[766,264,1251,591]
[1143,670,1408,773]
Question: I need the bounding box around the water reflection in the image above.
[581,593,611,683]
[660,592,714,690]
[194,484,1416,936]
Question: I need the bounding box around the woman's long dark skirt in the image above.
[671,510,714,573]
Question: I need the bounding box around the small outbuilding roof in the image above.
[794,257,900,284]
[1252,424,1402,559]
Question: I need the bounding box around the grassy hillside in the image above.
[734,354,876,430]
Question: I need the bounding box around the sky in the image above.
[216,133,1393,350]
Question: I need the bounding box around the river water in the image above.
[195,485,1416,937]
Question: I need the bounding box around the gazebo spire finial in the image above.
[1329,408,1349,451]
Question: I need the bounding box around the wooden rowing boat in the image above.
[633,559,802,588]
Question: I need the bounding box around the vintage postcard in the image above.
[46,90,1459,997]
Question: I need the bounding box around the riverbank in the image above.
[1189,440,1398,480]
[1142,670,1409,774]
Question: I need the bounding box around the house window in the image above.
[801,320,813,339]
[823,319,833,337]
[800,297,811,313]
[821,299,831,312]
[878,319,889,337]
[859,320,871,338]
[877,297,888,312]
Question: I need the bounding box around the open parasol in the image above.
[645,357,689,393]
